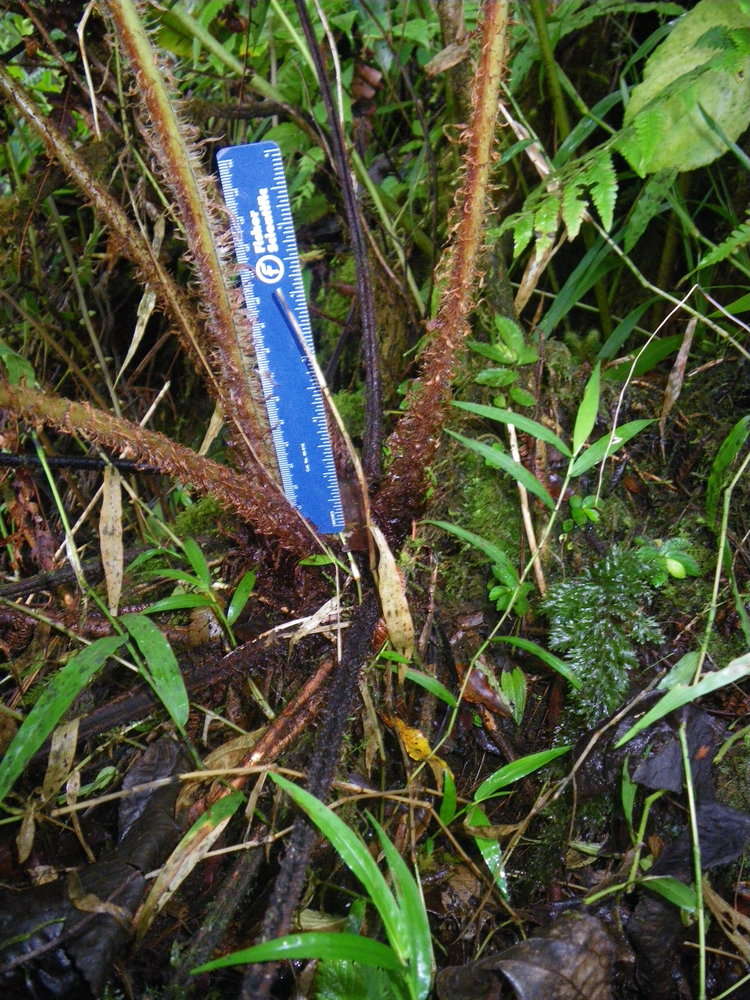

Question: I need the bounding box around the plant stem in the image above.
[374,0,510,536]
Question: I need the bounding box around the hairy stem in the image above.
[0,382,313,556]
[373,0,509,534]
[104,0,277,475]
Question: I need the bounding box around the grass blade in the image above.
[570,419,653,476]
[447,431,555,509]
[492,635,583,690]
[270,774,405,959]
[227,569,257,625]
[370,815,434,1000]
[473,746,571,804]
[121,613,189,730]
[182,537,212,589]
[0,634,127,808]
[192,932,403,974]
[572,362,600,454]
[453,402,571,456]
[616,652,750,748]
[427,520,517,576]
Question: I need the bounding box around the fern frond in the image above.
[582,148,617,231]
[698,219,750,270]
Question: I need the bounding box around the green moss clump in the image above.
[173,496,224,538]
[543,545,663,725]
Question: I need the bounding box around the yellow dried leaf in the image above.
[382,713,451,787]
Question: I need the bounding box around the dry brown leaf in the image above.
[703,879,750,962]
[99,465,123,615]
[659,316,697,456]
[369,522,414,669]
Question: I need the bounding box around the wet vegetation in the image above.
[0,0,749,997]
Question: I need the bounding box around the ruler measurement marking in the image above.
[217,141,344,533]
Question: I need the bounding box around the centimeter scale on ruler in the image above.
[216,141,345,535]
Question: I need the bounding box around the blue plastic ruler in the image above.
[216,141,345,534]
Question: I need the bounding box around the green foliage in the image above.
[620,0,750,174]
[193,774,434,1000]
[0,635,127,809]
[542,545,667,723]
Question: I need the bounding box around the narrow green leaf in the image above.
[192,933,403,974]
[227,570,257,626]
[270,775,405,958]
[144,593,215,615]
[426,521,517,578]
[381,663,457,708]
[570,419,653,476]
[181,537,212,589]
[453,402,571,456]
[0,634,127,807]
[370,816,434,999]
[439,769,458,825]
[642,876,697,913]
[447,431,555,509]
[467,804,507,896]
[143,568,205,588]
[121,614,189,729]
[572,363,601,454]
[706,415,750,528]
[473,747,571,803]
[616,652,750,747]
[492,635,583,690]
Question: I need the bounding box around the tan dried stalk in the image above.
[0,382,312,556]
[374,0,509,529]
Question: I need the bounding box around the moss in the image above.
[428,439,523,612]
[173,496,224,538]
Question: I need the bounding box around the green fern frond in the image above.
[698,219,750,270]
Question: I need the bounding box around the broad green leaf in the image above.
[371,816,434,999]
[658,651,701,689]
[706,415,750,528]
[616,652,750,747]
[427,521,518,578]
[621,759,637,834]
[0,635,127,807]
[447,431,555,510]
[144,593,215,615]
[474,368,518,388]
[509,385,537,408]
[473,747,571,803]
[467,804,507,896]
[181,537,212,589]
[192,932,403,974]
[492,635,583,690]
[572,363,601,454]
[227,570,257,625]
[453,402,572,456]
[121,614,189,729]
[500,666,527,725]
[270,775,405,959]
[570,419,653,476]
[621,0,750,173]
[467,339,516,365]
[494,316,528,357]
[642,876,697,913]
